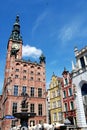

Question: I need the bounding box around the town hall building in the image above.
[0,16,46,130]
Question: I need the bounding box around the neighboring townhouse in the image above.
[61,68,76,125]
[49,73,63,124]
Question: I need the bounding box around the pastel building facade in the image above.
[61,69,76,125]
[49,74,63,124]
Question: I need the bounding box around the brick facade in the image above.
[0,16,46,130]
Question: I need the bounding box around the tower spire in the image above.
[9,15,22,41]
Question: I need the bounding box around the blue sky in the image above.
[0,0,87,92]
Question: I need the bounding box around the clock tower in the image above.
[4,16,22,87]
[7,15,22,59]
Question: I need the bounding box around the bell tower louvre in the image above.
[0,16,46,130]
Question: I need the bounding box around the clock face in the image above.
[12,43,19,50]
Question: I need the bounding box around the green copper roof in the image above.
[9,15,22,41]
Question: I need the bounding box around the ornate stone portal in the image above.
[13,93,36,129]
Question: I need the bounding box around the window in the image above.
[38,104,42,116]
[37,67,41,69]
[22,86,26,94]
[57,90,60,96]
[38,78,40,81]
[70,101,74,110]
[52,91,56,98]
[68,88,72,96]
[30,104,35,113]
[23,64,27,67]
[30,77,33,80]
[15,75,19,78]
[23,70,26,73]
[38,88,42,97]
[14,85,18,96]
[80,57,85,68]
[52,101,56,108]
[16,63,20,66]
[31,71,34,74]
[23,76,26,80]
[58,112,62,121]
[31,65,34,68]
[64,103,67,112]
[30,120,35,126]
[30,87,34,97]
[63,91,66,98]
[57,100,61,107]
[39,120,42,124]
[11,120,16,127]
[12,103,17,114]
[53,113,57,121]
[15,69,19,72]
[37,72,40,75]
[65,78,68,85]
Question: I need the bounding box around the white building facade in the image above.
[72,46,87,130]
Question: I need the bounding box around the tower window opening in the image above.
[80,57,85,68]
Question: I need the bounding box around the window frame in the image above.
[38,104,42,116]
[12,102,17,114]
[38,88,42,97]
[30,104,35,113]
[14,85,18,96]
[30,87,34,97]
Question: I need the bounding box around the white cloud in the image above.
[32,11,48,35]
[58,16,87,43]
[22,45,42,59]
[58,23,79,43]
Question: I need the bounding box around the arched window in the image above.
[70,101,74,110]
[37,67,41,69]
[31,65,34,68]
[81,83,87,96]
[23,64,27,67]
[16,63,20,66]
